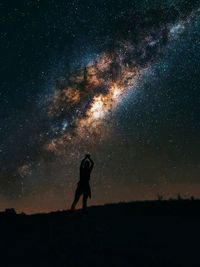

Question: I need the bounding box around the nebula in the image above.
[44,6,199,155]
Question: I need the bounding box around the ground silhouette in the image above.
[0,199,200,266]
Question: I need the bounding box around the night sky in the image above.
[0,0,200,213]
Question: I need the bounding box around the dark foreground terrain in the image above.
[0,200,200,267]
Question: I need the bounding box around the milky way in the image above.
[44,6,198,154]
[1,1,200,213]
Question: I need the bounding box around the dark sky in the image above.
[0,0,200,213]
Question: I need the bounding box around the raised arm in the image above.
[88,156,94,171]
[80,156,87,169]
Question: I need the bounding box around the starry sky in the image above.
[0,0,200,213]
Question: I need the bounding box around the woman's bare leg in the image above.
[71,188,81,210]
[82,194,88,209]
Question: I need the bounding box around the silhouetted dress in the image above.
[78,161,93,198]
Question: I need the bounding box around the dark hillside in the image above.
[0,200,199,267]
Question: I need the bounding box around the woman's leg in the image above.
[82,193,88,209]
[71,187,81,210]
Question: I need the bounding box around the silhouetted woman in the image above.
[71,154,94,210]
